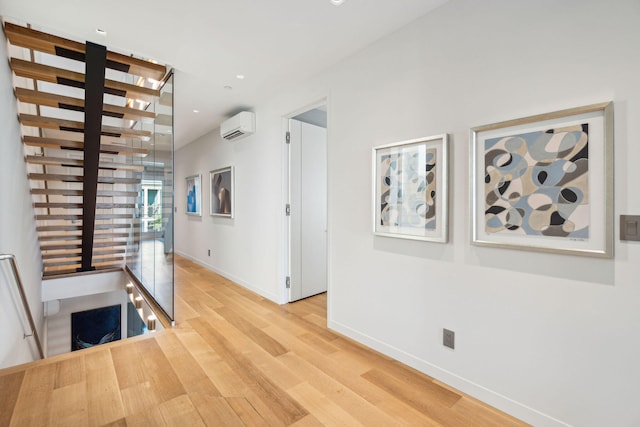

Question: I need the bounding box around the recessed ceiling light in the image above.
[95,28,107,36]
[193,109,199,113]
[236,74,245,80]
[330,0,346,5]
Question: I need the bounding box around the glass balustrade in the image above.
[125,72,174,321]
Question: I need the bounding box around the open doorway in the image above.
[286,102,328,302]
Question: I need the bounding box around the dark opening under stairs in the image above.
[3,21,169,277]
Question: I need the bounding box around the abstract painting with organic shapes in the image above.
[484,124,589,239]
[380,146,437,230]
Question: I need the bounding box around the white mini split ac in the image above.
[220,111,255,141]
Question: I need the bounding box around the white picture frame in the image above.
[185,174,202,216]
[372,134,449,243]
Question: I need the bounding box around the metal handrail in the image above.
[0,254,44,359]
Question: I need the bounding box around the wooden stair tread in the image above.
[24,135,149,156]
[41,241,128,251]
[43,255,125,267]
[41,248,126,259]
[34,202,136,209]
[26,155,145,172]
[39,232,130,241]
[4,22,166,80]
[15,88,156,122]
[10,58,161,102]
[31,188,138,197]
[43,264,124,277]
[29,173,140,184]
[155,114,172,127]
[37,223,131,232]
[159,91,172,107]
[19,113,152,140]
[35,214,133,220]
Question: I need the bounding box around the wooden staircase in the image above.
[3,22,168,277]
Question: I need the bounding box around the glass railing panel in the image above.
[153,73,174,318]
[125,72,174,321]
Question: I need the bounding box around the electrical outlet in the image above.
[208,249,211,256]
[443,329,455,350]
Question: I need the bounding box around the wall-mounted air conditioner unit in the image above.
[220,111,255,141]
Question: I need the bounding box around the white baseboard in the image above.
[175,251,281,303]
[327,319,570,427]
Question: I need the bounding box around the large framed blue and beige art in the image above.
[471,102,613,257]
[185,174,202,216]
[373,134,449,242]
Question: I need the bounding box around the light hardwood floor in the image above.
[0,256,528,426]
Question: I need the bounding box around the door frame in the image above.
[281,97,329,304]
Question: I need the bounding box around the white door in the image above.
[289,118,327,301]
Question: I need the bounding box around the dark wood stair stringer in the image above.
[79,41,107,272]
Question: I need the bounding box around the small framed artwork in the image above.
[372,134,449,242]
[71,305,121,351]
[471,102,613,257]
[210,166,234,218]
[185,174,202,216]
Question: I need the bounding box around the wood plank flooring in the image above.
[0,256,528,426]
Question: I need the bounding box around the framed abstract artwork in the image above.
[185,174,202,216]
[471,102,613,257]
[210,166,234,218]
[373,134,449,242]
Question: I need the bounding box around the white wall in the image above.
[175,110,286,302]
[0,28,44,368]
[176,0,640,425]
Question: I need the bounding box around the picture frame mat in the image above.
[372,134,448,243]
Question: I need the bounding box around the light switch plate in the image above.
[620,215,640,241]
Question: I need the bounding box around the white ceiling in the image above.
[0,0,448,149]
